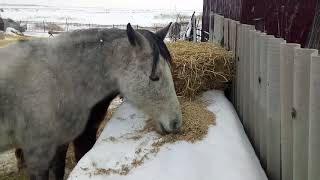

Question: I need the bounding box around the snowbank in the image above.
[68,90,268,180]
[5,27,24,36]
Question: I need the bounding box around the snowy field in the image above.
[0,4,201,28]
[68,90,268,180]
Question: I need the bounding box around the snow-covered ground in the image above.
[68,90,268,180]
[0,4,201,27]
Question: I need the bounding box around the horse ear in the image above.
[127,23,137,46]
[155,22,172,41]
[127,23,144,47]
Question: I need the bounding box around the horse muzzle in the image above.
[158,118,182,135]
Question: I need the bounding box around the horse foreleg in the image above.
[73,92,118,161]
[15,148,26,171]
[73,104,107,161]
[24,145,56,180]
[73,125,99,161]
[49,144,68,180]
[30,171,49,180]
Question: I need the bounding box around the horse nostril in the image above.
[160,123,169,134]
[170,119,180,131]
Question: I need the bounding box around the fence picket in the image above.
[253,31,264,155]
[229,20,237,105]
[293,48,318,180]
[238,24,245,120]
[248,30,257,141]
[213,14,224,45]
[240,25,248,123]
[258,34,274,169]
[280,43,301,180]
[266,37,286,180]
[213,13,320,180]
[209,12,214,43]
[229,20,237,54]
[242,25,254,131]
[233,21,240,109]
[236,23,242,114]
[223,18,230,49]
[308,55,320,180]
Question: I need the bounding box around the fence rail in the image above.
[209,13,320,180]
[20,20,166,33]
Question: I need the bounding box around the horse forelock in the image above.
[137,30,172,81]
[138,30,172,65]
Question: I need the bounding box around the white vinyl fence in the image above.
[209,13,320,180]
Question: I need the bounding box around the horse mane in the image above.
[66,28,172,81]
[58,28,126,47]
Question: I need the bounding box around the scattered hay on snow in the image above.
[0,36,31,48]
[167,41,234,98]
[138,98,216,145]
[92,98,215,176]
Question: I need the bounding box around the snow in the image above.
[24,31,52,37]
[67,90,268,180]
[0,4,201,27]
[2,0,203,11]
[4,27,23,36]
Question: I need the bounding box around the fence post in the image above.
[193,16,197,42]
[266,37,286,180]
[43,20,45,32]
[280,43,301,180]
[308,55,320,180]
[258,34,274,170]
[293,48,318,180]
[65,18,69,32]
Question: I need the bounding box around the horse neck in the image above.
[53,41,120,107]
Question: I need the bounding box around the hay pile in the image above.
[93,98,215,176]
[139,98,215,145]
[167,41,234,98]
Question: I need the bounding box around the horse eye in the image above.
[149,75,160,81]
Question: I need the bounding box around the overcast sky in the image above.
[2,0,203,10]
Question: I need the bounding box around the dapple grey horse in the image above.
[0,23,182,180]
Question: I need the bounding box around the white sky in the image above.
[2,0,203,10]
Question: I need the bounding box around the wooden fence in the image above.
[209,13,320,180]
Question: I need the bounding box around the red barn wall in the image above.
[202,0,316,47]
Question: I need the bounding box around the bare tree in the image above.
[306,0,320,51]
